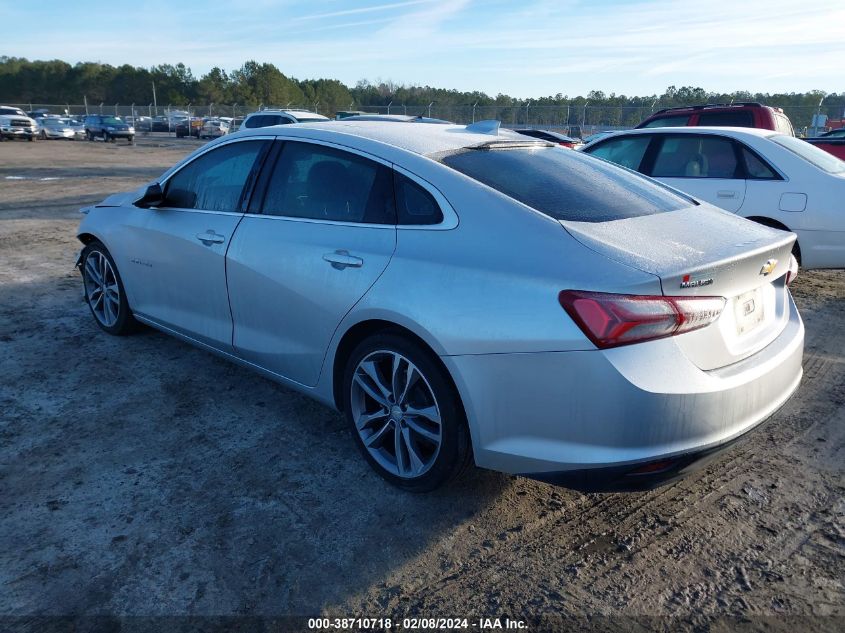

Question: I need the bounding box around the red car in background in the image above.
[636,102,795,136]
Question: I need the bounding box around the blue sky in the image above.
[2,0,842,97]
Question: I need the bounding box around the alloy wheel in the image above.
[350,350,443,479]
[83,251,121,327]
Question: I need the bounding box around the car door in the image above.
[645,134,746,212]
[226,139,397,387]
[118,138,271,349]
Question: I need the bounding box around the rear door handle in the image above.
[717,190,737,199]
[323,250,363,269]
[196,230,226,245]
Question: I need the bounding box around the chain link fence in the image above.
[10,102,843,137]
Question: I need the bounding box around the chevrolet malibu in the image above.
[76,121,804,491]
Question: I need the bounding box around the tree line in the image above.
[0,57,841,128]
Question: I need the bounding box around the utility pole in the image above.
[387,100,393,115]
[472,101,478,123]
[427,101,435,118]
[152,82,157,116]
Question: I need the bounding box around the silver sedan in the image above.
[76,121,804,491]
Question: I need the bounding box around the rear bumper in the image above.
[525,410,775,492]
[443,293,804,482]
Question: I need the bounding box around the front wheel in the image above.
[343,333,471,491]
[80,242,138,335]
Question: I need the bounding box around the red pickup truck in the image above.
[804,129,845,160]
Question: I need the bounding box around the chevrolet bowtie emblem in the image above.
[759,259,778,276]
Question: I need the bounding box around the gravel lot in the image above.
[1,137,843,631]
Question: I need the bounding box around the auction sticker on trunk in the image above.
[734,287,765,335]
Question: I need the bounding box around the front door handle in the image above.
[717,190,737,199]
[323,250,363,269]
[196,230,226,245]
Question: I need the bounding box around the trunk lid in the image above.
[561,205,796,369]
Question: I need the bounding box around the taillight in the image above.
[559,290,726,349]
[785,254,799,286]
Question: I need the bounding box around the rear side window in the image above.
[164,140,267,211]
[740,147,778,179]
[586,136,651,171]
[640,115,690,128]
[650,135,739,179]
[259,141,396,223]
[441,147,689,223]
[394,173,443,225]
[697,111,754,127]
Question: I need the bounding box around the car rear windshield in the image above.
[441,146,691,222]
[771,134,845,174]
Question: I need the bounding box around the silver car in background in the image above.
[37,117,77,140]
[76,121,804,491]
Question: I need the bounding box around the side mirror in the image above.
[136,182,164,208]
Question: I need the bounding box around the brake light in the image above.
[559,290,726,349]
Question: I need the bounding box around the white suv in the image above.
[239,109,329,130]
[0,106,37,141]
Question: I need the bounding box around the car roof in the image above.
[246,109,329,120]
[593,126,779,141]
[231,120,543,157]
[649,102,774,115]
[342,114,453,124]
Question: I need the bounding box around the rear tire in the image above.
[80,241,139,336]
[342,333,471,492]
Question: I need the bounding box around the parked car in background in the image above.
[239,109,329,130]
[27,109,55,121]
[84,114,135,143]
[582,126,845,268]
[175,117,203,138]
[200,119,229,139]
[339,114,452,124]
[0,105,37,141]
[335,110,374,119]
[514,128,582,148]
[582,131,616,144]
[803,128,845,160]
[37,117,76,140]
[637,103,795,136]
[76,120,803,492]
[67,118,87,140]
[818,128,845,139]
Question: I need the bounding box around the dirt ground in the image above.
[0,138,843,632]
